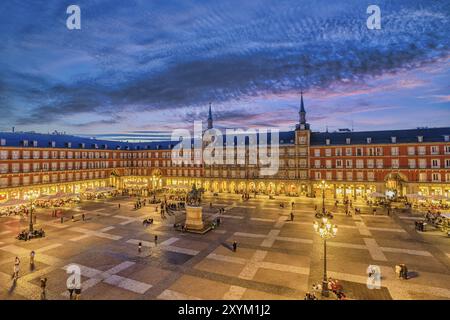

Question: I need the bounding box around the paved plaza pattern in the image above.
[0,194,449,300]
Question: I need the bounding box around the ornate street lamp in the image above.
[313,217,338,297]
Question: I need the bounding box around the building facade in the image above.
[0,95,449,202]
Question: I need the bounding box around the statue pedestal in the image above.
[185,206,204,230]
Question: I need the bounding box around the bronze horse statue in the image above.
[186,184,204,207]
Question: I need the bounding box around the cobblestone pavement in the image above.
[0,194,449,300]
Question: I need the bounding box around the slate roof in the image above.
[0,127,448,150]
[310,127,450,146]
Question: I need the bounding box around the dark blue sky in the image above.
[0,0,449,141]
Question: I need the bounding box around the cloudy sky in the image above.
[0,0,449,141]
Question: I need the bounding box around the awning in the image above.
[369,192,385,198]
[0,199,28,208]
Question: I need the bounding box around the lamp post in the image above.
[321,180,327,214]
[313,217,338,297]
[27,193,39,233]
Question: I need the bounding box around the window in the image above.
[325,139,330,145]
[336,159,343,168]
[346,138,351,144]
[357,172,364,181]
[336,172,343,180]
[367,159,374,168]
[445,135,449,142]
[418,159,427,168]
[418,146,426,155]
[325,160,332,169]
[391,147,399,156]
[314,160,321,168]
[407,146,415,155]
[367,172,375,181]
[314,149,320,157]
[432,173,441,182]
[419,172,427,182]
[376,159,383,168]
[356,159,364,169]
[345,148,352,156]
[391,159,399,169]
[326,172,332,180]
[366,137,372,144]
[445,146,450,154]
[346,172,353,181]
[335,148,342,156]
[345,159,353,168]
[367,147,374,156]
[408,159,416,169]
[430,146,439,155]
[0,139,5,146]
[445,159,450,168]
[391,137,397,143]
[431,159,440,168]
[314,172,321,180]
[356,148,363,156]
[418,136,423,142]
[325,149,331,156]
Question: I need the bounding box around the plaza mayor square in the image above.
[0,0,449,307]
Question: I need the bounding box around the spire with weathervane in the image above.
[207,102,213,129]
[296,91,309,130]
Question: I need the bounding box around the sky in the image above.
[0,0,449,141]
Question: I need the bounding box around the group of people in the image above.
[11,253,52,300]
[133,198,147,210]
[310,278,346,300]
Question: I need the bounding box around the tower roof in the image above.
[300,91,306,113]
[208,102,213,120]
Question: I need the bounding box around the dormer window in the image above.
[444,135,449,142]
[79,143,85,149]
[65,142,72,148]
[102,144,107,149]
[33,140,38,147]
[346,138,351,145]
[0,139,6,146]
[418,136,423,143]
[21,140,28,147]
[391,137,397,143]
[325,139,330,145]
[366,137,372,144]
[280,140,284,144]
[50,141,56,148]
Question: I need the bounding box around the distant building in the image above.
[0,94,449,201]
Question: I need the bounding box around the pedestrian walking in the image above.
[138,242,142,253]
[60,216,64,224]
[290,212,294,221]
[82,213,85,221]
[13,256,20,280]
[71,215,75,222]
[40,277,47,300]
[232,241,237,252]
[118,203,121,209]
[154,235,158,246]
[30,250,35,270]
